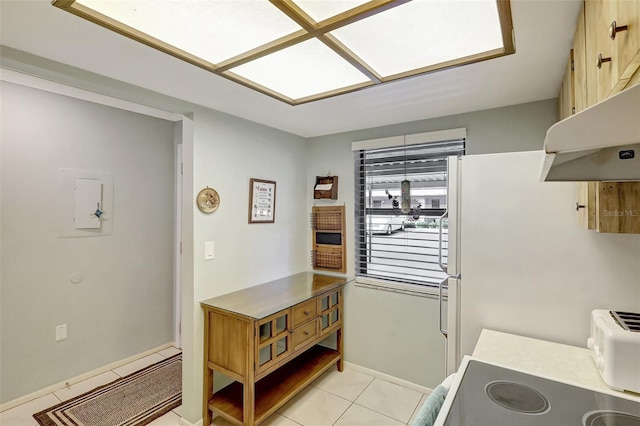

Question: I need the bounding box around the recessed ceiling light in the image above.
[52,0,514,105]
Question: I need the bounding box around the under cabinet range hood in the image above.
[541,83,640,182]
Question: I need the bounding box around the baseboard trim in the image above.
[0,342,176,412]
[344,361,433,394]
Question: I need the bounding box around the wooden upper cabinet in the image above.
[585,0,615,105]
[577,182,596,230]
[559,49,575,120]
[585,0,640,106]
[567,0,640,235]
[613,1,640,80]
[596,182,640,234]
[629,62,640,85]
[577,181,640,234]
[573,5,588,113]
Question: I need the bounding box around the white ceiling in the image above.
[0,0,582,138]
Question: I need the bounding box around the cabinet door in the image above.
[318,289,342,336]
[559,50,575,120]
[573,4,588,113]
[256,310,291,373]
[596,182,640,233]
[577,182,596,229]
[628,64,640,87]
[612,0,640,83]
[586,0,616,105]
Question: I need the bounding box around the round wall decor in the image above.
[197,187,220,213]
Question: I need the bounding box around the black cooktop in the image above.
[443,360,640,426]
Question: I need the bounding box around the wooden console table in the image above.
[201,272,347,426]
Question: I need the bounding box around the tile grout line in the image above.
[351,375,376,404]
[354,401,414,425]
[308,370,425,426]
[278,385,353,426]
[352,377,426,425]
[406,392,429,426]
[278,412,304,426]
[330,375,376,426]
[331,400,354,426]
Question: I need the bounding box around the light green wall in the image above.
[0,81,176,403]
[0,46,560,421]
[305,99,558,389]
[181,107,309,424]
[0,52,310,423]
[308,98,557,155]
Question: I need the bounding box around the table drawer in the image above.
[292,318,318,351]
[292,298,317,328]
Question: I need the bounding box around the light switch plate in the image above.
[205,241,215,260]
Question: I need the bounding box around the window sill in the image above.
[354,277,447,299]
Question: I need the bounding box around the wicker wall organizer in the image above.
[311,205,346,273]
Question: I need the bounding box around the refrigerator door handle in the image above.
[438,211,448,272]
[438,275,448,338]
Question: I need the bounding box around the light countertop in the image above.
[472,329,640,402]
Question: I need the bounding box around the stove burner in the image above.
[485,381,550,415]
[583,410,640,426]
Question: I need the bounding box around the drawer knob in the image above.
[609,20,628,40]
[304,331,310,336]
[304,310,310,316]
[596,53,611,69]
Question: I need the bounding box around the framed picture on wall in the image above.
[248,178,276,223]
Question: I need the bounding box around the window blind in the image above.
[354,137,465,287]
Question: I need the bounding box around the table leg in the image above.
[203,367,213,426]
[336,326,344,372]
[243,380,255,425]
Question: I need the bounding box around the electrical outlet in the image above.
[56,324,67,341]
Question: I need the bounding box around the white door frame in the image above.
[174,141,183,347]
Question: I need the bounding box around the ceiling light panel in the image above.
[329,0,504,78]
[76,0,303,64]
[54,0,513,104]
[228,38,371,100]
[291,0,370,22]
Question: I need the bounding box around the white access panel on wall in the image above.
[74,178,102,229]
[59,168,114,238]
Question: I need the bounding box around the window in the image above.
[353,130,465,290]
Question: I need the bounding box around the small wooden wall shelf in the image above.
[311,205,346,273]
[314,176,338,200]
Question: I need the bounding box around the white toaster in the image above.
[587,309,640,393]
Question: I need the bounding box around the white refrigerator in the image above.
[440,150,603,375]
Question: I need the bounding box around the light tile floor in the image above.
[211,366,431,426]
[1,348,430,426]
